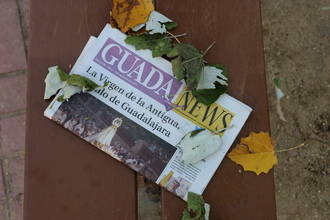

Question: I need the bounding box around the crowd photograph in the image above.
[52,93,177,181]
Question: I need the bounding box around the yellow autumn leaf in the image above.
[111,0,154,32]
[228,132,278,175]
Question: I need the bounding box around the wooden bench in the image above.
[25,0,276,219]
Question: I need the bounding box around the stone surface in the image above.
[0,74,27,114]
[0,158,24,220]
[138,183,161,220]
[262,0,330,219]
[0,0,26,73]
[0,165,9,220]
[4,158,25,220]
[17,0,29,49]
[0,115,26,156]
[0,1,27,218]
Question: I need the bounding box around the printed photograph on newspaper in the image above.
[52,93,177,182]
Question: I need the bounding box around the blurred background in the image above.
[0,0,329,219]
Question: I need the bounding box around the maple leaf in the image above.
[125,33,173,57]
[228,132,278,175]
[111,0,154,32]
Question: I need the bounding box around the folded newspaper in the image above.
[44,24,252,201]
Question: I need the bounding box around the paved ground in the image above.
[0,0,27,219]
[263,1,330,219]
[0,0,329,219]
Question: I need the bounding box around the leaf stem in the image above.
[276,143,305,153]
[202,41,216,56]
[166,32,186,43]
[181,56,202,65]
[180,41,216,66]
[213,124,233,135]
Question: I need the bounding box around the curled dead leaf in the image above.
[111,0,154,32]
[228,132,278,175]
[177,129,222,164]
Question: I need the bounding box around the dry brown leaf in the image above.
[111,0,154,32]
[228,132,278,175]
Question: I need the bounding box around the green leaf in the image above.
[56,85,82,102]
[176,44,204,90]
[192,64,228,105]
[188,192,205,219]
[62,84,82,100]
[177,44,202,60]
[125,34,149,50]
[132,11,177,34]
[57,95,65,102]
[182,209,193,220]
[183,57,204,90]
[166,45,180,58]
[56,67,69,81]
[273,78,280,87]
[190,129,205,137]
[153,38,173,57]
[164,21,178,30]
[167,44,204,90]
[192,83,227,106]
[125,33,173,57]
[171,57,185,80]
[44,66,101,102]
[67,74,99,91]
[181,192,207,220]
[103,81,110,87]
[197,65,228,90]
[125,32,229,107]
[207,63,229,77]
[273,78,285,100]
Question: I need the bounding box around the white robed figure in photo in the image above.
[86,117,123,152]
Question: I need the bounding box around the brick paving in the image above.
[0,0,27,219]
[0,0,26,73]
[0,74,26,115]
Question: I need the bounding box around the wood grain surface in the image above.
[25,0,276,219]
[25,1,137,220]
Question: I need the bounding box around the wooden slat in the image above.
[159,0,277,219]
[24,1,137,219]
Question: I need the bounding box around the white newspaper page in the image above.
[44,25,252,200]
